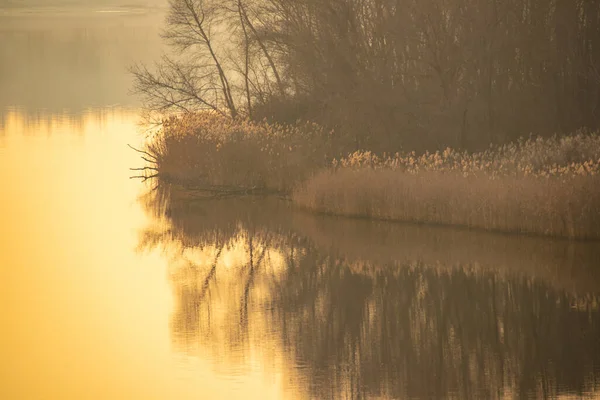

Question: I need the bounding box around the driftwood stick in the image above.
[145,175,288,199]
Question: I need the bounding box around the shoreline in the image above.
[151,176,600,242]
[292,169,600,240]
[135,114,600,240]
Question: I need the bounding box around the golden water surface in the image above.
[0,109,299,399]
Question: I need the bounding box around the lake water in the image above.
[1,7,600,400]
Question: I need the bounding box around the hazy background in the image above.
[0,0,166,122]
[0,0,166,9]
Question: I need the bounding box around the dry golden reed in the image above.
[146,112,334,193]
[332,131,600,179]
[294,131,600,239]
[293,169,600,239]
[145,113,600,238]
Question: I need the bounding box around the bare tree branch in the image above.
[127,144,159,161]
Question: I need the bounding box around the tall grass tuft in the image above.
[146,112,335,193]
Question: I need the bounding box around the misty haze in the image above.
[1,1,599,399]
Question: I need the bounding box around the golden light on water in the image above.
[0,109,300,400]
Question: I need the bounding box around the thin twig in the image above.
[130,167,159,172]
[127,144,158,161]
[130,174,159,182]
[141,157,157,164]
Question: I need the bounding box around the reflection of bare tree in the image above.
[170,243,222,350]
[273,259,600,398]
[140,184,600,399]
[138,181,294,250]
[240,233,271,326]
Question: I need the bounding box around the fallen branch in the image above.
[137,175,289,199]
[172,184,285,201]
[188,185,279,196]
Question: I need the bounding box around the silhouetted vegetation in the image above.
[133,0,600,152]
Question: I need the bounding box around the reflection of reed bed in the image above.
[140,183,600,294]
[290,210,600,293]
[141,187,600,398]
[138,183,300,249]
[157,203,600,400]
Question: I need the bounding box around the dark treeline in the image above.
[133,0,600,152]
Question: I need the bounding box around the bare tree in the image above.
[131,0,290,122]
[132,0,238,119]
[133,0,600,150]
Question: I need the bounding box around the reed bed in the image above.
[141,113,600,238]
[332,131,600,178]
[144,113,334,193]
[294,132,600,239]
[293,169,600,239]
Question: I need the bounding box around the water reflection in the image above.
[0,106,294,399]
[0,106,137,137]
[0,107,180,399]
[141,184,600,399]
